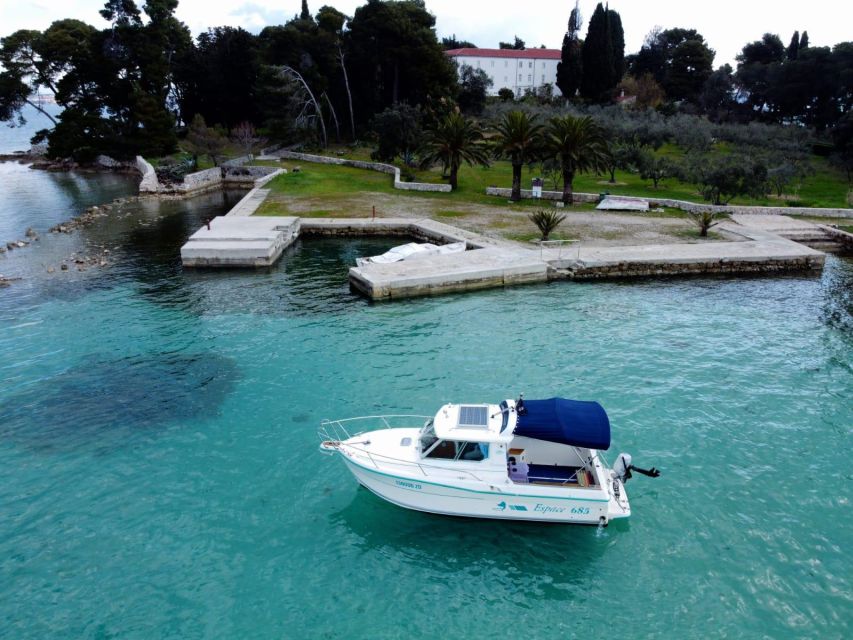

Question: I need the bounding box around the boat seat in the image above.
[508,457,529,482]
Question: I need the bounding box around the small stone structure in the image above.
[275,151,452,193]
[135,156,160,192]
[136,157,283,197]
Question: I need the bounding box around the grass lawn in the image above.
[256,143,851,213]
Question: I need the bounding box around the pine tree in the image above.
[580,3,613,101]
[556,2,583,99]
[787,31,800,60]
[300,0,310,21]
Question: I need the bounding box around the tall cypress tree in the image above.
[556,1,583,99]
[300,0,310,21]
[787,31,800,60]
[609,8,625,84]
[799,31,809,50]
[580,3,613,101]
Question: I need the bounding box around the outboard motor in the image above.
[613,452,661,483]
[613,452,633,481]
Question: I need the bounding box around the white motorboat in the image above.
[320,396,659,525]
[355,241,467,267]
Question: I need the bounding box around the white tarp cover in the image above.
[596,196,650,212]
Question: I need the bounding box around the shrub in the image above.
[528,209,567,240]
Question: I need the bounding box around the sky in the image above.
[1,0,849,67]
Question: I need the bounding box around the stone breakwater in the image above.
[484,186,853,219]
[273,151,453,193]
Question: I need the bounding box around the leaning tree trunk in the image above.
[323,93,341,143]
[26,99,58,126]
[562,168,575,205]
[511,163,522,201]
[338,47,356,140]
[281,66,327,148]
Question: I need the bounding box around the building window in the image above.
[529,61,532,68]
[528,74,532,82]
[491,60,495,67]
[505,60,508,67]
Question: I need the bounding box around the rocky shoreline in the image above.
[0,152,141,175]
[0,196,145,285]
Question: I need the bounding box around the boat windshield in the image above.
[419,423,438,453]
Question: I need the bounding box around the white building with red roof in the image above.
[445,48,563,97]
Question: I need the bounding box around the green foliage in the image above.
[580,3,614,102]
[544,114,610,203]
[687,210,724,237]
[638,150,679,188]
[528,209,567,241]
[605,138,643,182]
[0,4,184,159]
[345,0,458,126]
[492,110,543,200]
[442,35,477,50]
[499,37,526,50]
[370,103,422,162]
[419,112,490,190]
[185,114,228,166]
[457,65,493,115]
[628,27,715,104]
[687,154,769,205]
[497,88,516,102]
[829,112,853,183]
[556,2,583,99]
[734,36,852,130]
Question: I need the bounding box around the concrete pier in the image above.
[180,216,298,267]
[180,215,826,298]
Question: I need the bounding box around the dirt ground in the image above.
[261,191,730,247]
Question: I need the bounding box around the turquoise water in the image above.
[1,170,852,638]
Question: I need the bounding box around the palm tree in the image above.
[544,115,611,204]
[492,111,543,201]
[419,112,489,190]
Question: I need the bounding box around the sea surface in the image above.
[0,132,851,638]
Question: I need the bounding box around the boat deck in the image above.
[517,464,598,488]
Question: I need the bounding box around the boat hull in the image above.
[340,454,627,525]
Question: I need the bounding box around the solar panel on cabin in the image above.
[458,405,489,428]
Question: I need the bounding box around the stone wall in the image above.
[139,163,279,196]
[484,185,853,218]
[484,187,598,203]
[817,224,853,250]
[276,151,452,193]
[569,255,824,280]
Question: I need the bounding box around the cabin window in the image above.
[423,440,489,461]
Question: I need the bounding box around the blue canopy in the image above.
[514,398,611,450]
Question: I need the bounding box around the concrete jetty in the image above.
[180,215,826,299]
[180,216,298,267]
